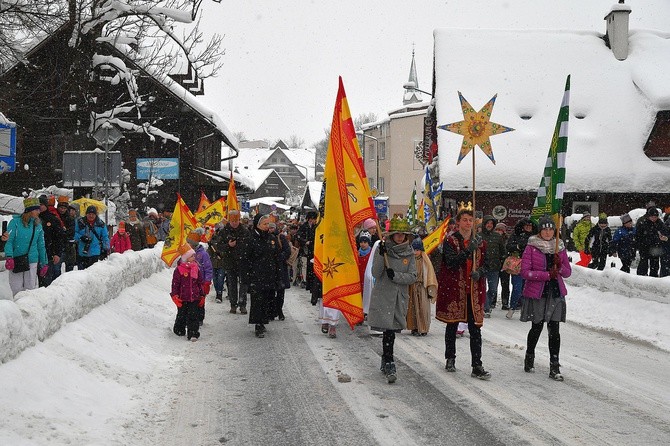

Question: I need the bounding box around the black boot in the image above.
[524,354,535,373]
[255,324,265,338]
[215,292,223,303]
[549,362,564,381]
[380,358,386,374]
[384,362,397,383]
[445,358,456,372]
[471,365,491,380]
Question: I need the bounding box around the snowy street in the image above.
[1,256,669,446]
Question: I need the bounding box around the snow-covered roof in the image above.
[233,147,316,181]
[434,28,670,193]
[301,181,323,209]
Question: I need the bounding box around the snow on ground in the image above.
[0,247,668,444]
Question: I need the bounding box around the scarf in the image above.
[358,246,371,256]
[527,235,565,254]
[178,261,199,279]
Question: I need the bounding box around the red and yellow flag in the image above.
[226,172,239,216]
[423,217,451,256]
[314,77,376,329]
[161,194,198,266]
[197,191,211,213]
[194,197,227,241]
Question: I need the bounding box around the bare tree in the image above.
[354,112,378,130]
[287,134,305,149]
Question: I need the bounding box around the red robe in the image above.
[435,233,487,326]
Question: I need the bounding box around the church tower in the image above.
[403,48,422,105]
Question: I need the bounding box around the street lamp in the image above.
[356,131,379,192]
[403,81,433,97]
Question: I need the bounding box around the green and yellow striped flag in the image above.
[531,75,570,224]
[406,182,417,226]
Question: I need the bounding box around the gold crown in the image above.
[457,201,473,212]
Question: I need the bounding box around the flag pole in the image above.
[471,147,478,299]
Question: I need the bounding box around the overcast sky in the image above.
[197,0,670,148]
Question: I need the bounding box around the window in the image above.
[272,157,277,163]
[379,142,386,160]
[368,177,375,189]
[378,177,385,193]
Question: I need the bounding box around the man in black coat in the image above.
[219,210,251,313]
[635,207,667,277]
[57,197,77,272]
[296,211,318,292]
[38,195,66,286]
[481,215,506,315]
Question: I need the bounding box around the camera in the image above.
[81,235,92,255]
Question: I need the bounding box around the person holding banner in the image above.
[436,207,491,380]
[519,215,572,381]
[368,218,417,384]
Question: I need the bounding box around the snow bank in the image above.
[565,260,670,351]
[0,246,167,363]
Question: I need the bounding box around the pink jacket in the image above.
[110,232,132,254]
[520,242,571,299]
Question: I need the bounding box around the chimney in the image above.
[604,0,632,60]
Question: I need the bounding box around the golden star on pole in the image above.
[439,92,514,165]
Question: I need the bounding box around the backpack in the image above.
[145,220,158,246]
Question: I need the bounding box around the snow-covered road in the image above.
[1,267,669,445]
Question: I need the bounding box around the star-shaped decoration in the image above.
[439,92,514,165]
[322,256,345,279]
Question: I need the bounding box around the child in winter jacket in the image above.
[171,244,205,341]
[110,221,132,254]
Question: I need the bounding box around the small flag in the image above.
[227,172,239,216]
[423,167,437,230]
[406,183,417,227]
[531,75,570,225]
[197,191,211,213]
[195,197,227,241]
[161,194,197,267]
[422,218,450,255]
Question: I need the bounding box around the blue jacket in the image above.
[75,216,110,257]
[5,215,48,266]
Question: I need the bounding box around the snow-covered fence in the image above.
[0,246,168,364]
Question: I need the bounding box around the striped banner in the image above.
[531,75,570,222]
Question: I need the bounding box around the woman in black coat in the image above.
[242,214,282,337]
[269,222,292,321]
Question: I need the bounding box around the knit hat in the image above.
[228,210,240,222]
[620,213,632,225]
[86,205,98,215]
[23,197,40,213]
[38,195,49,206]
[186,227,205,247]
[581,211,591,220]
[147,208,158,217]
[178,243,195,263]
[495,222,507,232]
[538,215,556,230]
[411,237,425,251]
[647,207,660,217]
[306,211,318,220]
[358,230,371,243]
[57,196,69,207]
[363,218,377,230]
[118,221,126,234]
[598,217,608,225]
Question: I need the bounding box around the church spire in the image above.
[403,46,422,105]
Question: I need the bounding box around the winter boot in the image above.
[524,354,535,373]
[506,309,514,319]
[239,306,247,314]
[380,358,386,374]
[328,325,337,338]
[278,311,285,321]
[321,323,329,334]
[384,362,397,383]
[255,324,265,338]
[215,293,223,303]
[445,358,456,372]
[229,306,237,314]
[549,362,564,381]
[471,365,491,380]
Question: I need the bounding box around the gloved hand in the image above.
[202,281,211,295]
[549,267,559,280]
[378,242,387,256]
[5,258,14,270]
[171,295,183,308]
[471,270,482,281]
[38,265,49,277]
[386,268,395,280]
[198,297,206,308]
[467,235,483,253]
[553,254,561,269]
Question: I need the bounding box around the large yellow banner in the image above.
[314,77,376,329]
[160,194,198,267]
